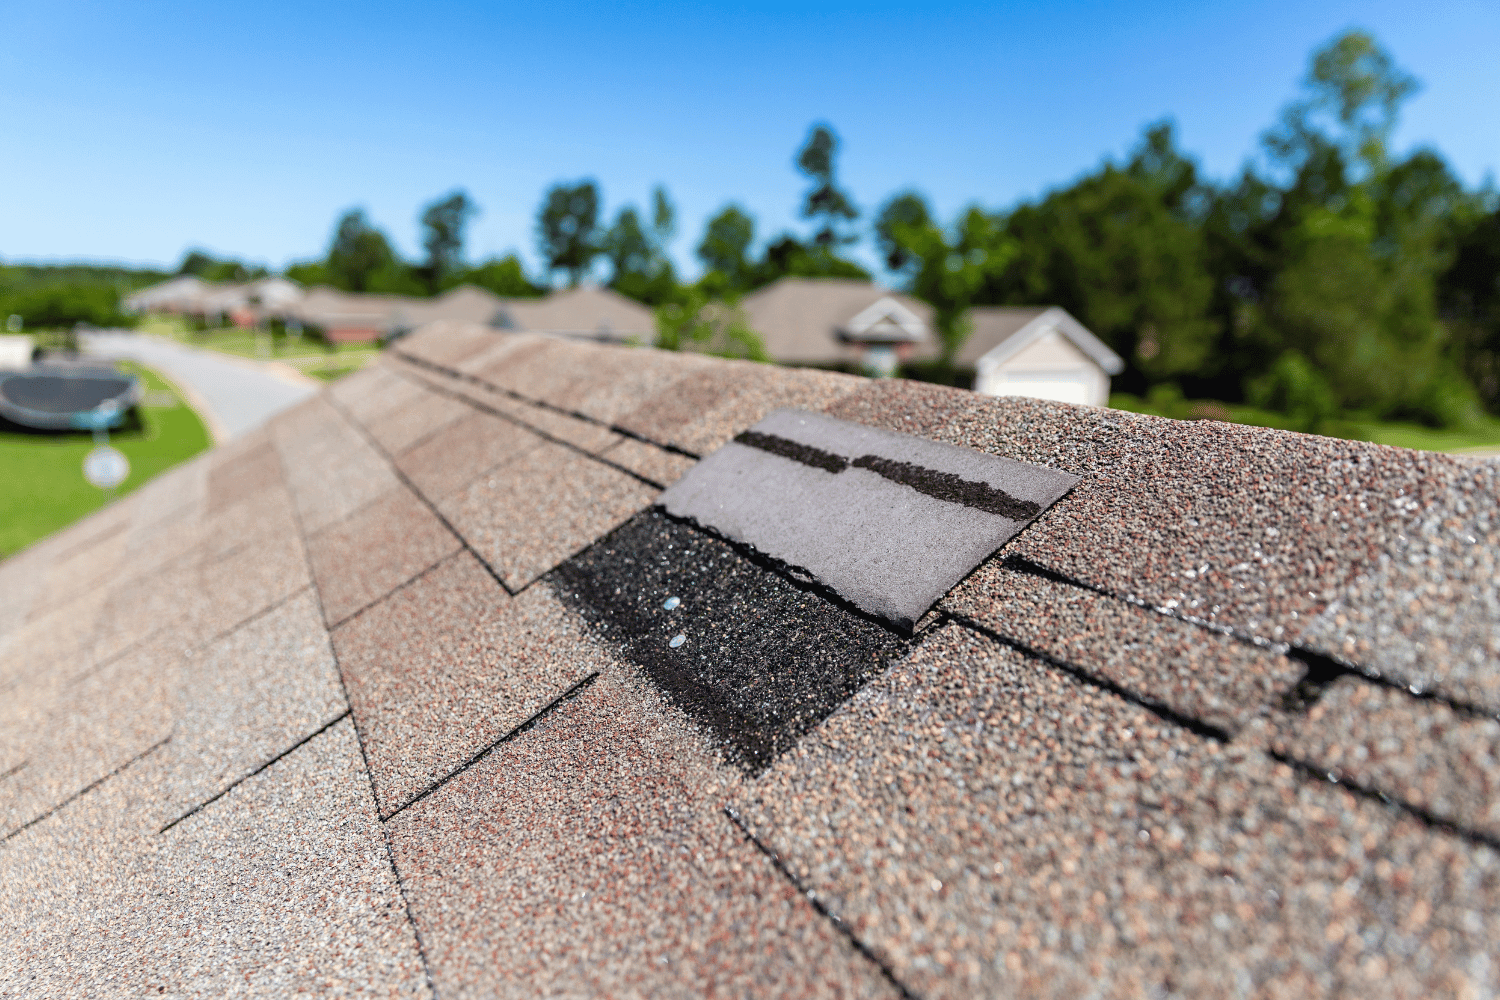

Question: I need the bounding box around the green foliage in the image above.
[326,209,398,292]
[176,249,266,282]
[697,205,756,288]
[796,124,859,248]
[537,181,601,286]
[603,187,678,305]
[751,235,870,288]
[460,255,545,298]
[1246,350,1339,432]
[0,263,157,330]
[419,190,478,293]
[655,289,769,362]
[986,122,1219,387]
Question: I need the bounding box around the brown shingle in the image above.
[737,624,1500,999]
[386,665,898,999]
[331,564,587,815]
[437,441,655,589]
[395,408,545,502]
[305,484,461,626]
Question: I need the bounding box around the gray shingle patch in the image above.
[658,408,1078,629]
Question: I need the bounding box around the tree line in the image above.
[4,31,1496,430]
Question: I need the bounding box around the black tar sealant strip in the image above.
[734,430,1042,521]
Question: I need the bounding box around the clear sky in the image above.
[3,0,1497,281]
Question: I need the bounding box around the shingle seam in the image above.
[380,672,601,824]
[0,761,27,783]
[723,805,922,1000]
[2,734,172,844]
[69,583,315,688]
[328,549,473,633]
[945,611,1233,742]
[387,364,674,491]
[157,711,351,834]
[269,426,441,1000]
[323,392,520,599]
[1269,750,1500,852]
[999,555,1500,723]
[392,348,703,460]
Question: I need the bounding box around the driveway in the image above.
[82,331,318,441]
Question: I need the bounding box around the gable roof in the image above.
[494,284,655,341]
[960,305,1126,374]
[3,326,1497,997]
[742,277,934,363]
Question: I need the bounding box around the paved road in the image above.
[82,331,317,441]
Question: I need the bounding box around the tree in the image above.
[696,204,755,288]
[656,289,769,362]
[874,192,933,273]
[600,186,679,305]
[325,209,397,293]
[463,255,544,298]
[985,123,1219,389]
[796,124,860,248]
[419,190,477,293]
[878,196,1015,366]
[537,181,601,286]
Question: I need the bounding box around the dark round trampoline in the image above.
[0,366,142,430]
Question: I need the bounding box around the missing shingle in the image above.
[551,510,910,775]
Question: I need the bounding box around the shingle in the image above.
[306,484,461,626]
[825,381,1500,711]
[30,510,132,614]
[361,380,473,456]
[944,563,1303,732]
[562,345,717,426]
[460,336,585,402]
[396,408,545,503]
[618,359,861,455]
[147,590,345,830]
[87,544,203,667]
[736,623,1500,999]
[271,395,399,534]
[451,330,548,377]
[599,436,695,486]
[327,358,412,426]
[331,562,592,815]
[385,665,900,1000]
[659,408,1078,629]
[206,431,283,516]
[0,719,431,997]
[1272,677,1500,839]
[439,441,656,589]
[0,584,112,692]
[510,401,623,453]
[0,635,172,838]
[397,318,504,370]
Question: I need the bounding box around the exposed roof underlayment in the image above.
[2,322,1498,998]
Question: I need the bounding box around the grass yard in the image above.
[138,316,381,370]
[0,361,212,558]
[1110,393,1500,456]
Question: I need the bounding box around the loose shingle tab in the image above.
[659,408,1078,628]
[4,328,1497,997]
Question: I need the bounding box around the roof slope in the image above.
[742,277,935,364]
[2,325,1498,998]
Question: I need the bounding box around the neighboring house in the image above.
[492,284,656,344]
[741,277,934,374]
[957,306,1124,407]
[122,276,211,315]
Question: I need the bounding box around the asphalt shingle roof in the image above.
[2,322,1497,998]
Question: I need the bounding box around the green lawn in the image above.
[0,361,212,558]
[138,316,381,368]
[1110,393,1500,455]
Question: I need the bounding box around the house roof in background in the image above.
[494,284,655,341]
[961,305,1126,374]
[3,325,1498,997]
[742,277,934,364]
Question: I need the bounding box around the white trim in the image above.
[973,306,1124,375]
[839,296,928,343]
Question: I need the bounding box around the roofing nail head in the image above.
[669,634,686,648]
[663,596,680,610]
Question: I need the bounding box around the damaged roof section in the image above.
[2,321,1498,999]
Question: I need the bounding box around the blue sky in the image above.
[2,0,1497,281]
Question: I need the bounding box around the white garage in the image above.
[961,306,1124,407]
